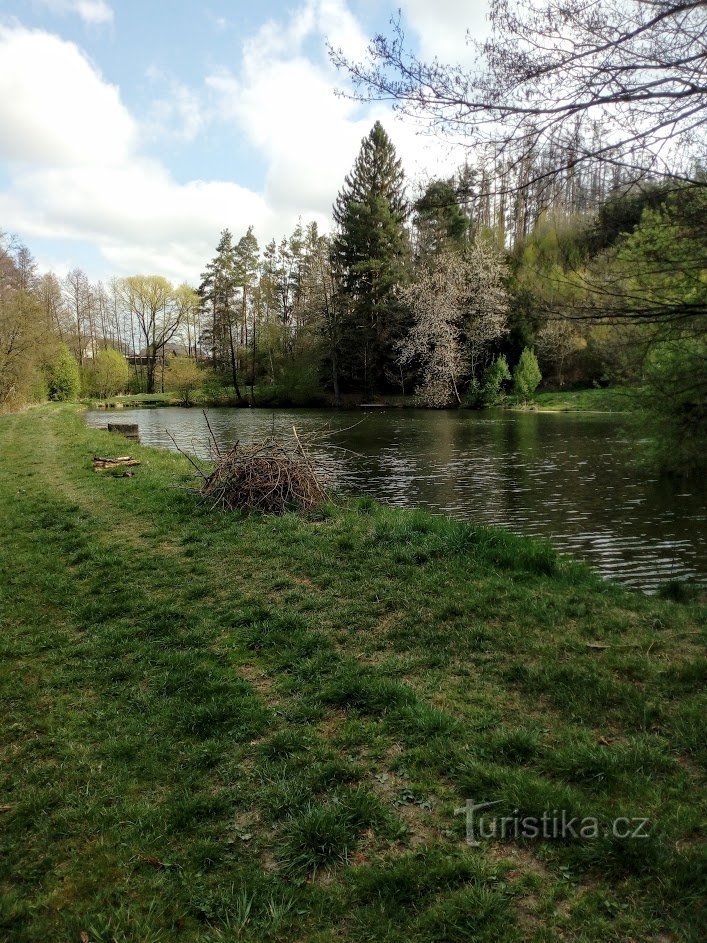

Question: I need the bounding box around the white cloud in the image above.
[0,158,272,284]
[143,68,206,143]
[0,3,471,285]
[207,0,460,219]
[399,0,490,63]
[0,25,267,282]
[37,0,114,26]
[0,25,135,165]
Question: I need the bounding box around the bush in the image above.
[640,336,706,480]
[46,344,81,401]
[164,356,202,406]
[481,354,512,405]
[84,348,130,398]
[199,371,232,404]
[513,347,542,402]
[267,362,326,407]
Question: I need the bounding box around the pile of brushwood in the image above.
[201,437,326,513]
[171,416,328,514]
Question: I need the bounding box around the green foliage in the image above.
[163,356,202,406]
[582,183,672,255]
[0,256,49,410]
[513,347,542,401]
[333,121,410,394]
[640,336,706,479]
[481,354,511,405]
[46,344,81,401]
[413,178,468,257]
[258,362,326,407]
[605,186,707,478]
[84,348,130,398]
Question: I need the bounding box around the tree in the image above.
[640,335,705,478]
[37,273,69,343]
[0,289,47,408]
[513,348,542,401]
[63,268,93,364]
[298,229,343,403]
[234,226,260,400]
[462,238,510,380]
[199,230,245,402]
[397,242,508,407]
[333,121,410,394]
[164,355,202,406]
[603,191,707,476]
[86,348,129,398]
[413,178,469,259]
[334,1,707,188]
[536,319,585,387]
[117,276,180,394]
[47,344,81,401]
[0,236,49,409]
[173,284,203,359]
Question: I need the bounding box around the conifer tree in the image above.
[234,226,260,400]
[199,229,244,401]
[413,179,468,259]
[333,121,409,395]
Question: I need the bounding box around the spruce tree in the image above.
[333,121,409,395]
[413,179,468,259]
[199,229,244,401]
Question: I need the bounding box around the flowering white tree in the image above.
[398,242,508,407]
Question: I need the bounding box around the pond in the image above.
[85,406,706,594]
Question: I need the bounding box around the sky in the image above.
[0,0,489,285]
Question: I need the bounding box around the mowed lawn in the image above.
[0,406,704,942]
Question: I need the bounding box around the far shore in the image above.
[86,385,636,414]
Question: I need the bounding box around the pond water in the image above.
[85,406,706,593]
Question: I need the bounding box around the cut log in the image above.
[93,455,140,471]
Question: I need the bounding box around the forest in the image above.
[1,0,705,478]
[2,130,704,475]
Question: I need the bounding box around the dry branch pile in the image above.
[196,426,328,514]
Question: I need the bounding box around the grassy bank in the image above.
[89,386,635,413]
[1,406,703,942]
[524,388,636,413]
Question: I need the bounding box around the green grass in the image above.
[527,387,637,412]
[0,405,704,942]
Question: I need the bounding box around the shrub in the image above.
[164,356,202,406]
[513,347,542,402]
[46,344,81,401]
[481,354,512,405]
[85,348,130,398]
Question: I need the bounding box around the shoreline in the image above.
[86,386,636,414]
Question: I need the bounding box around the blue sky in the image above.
[0,0,488,283]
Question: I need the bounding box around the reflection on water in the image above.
[85,406,706,593]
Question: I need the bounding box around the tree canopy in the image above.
[332,1,707,190]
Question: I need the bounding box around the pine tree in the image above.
[233,226,260,400]
[333,121,409,395]
[199,230,244,401]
